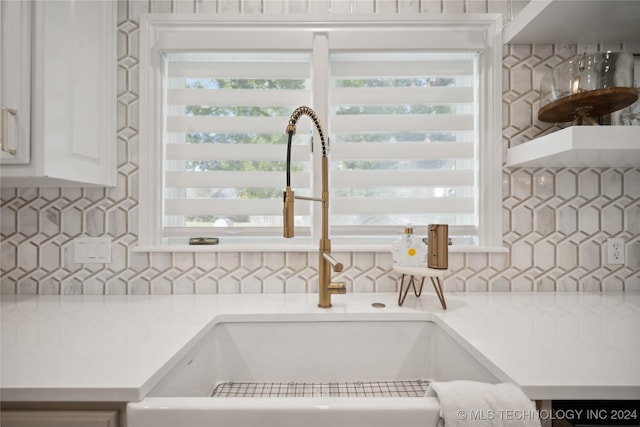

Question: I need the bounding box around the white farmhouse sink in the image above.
[128,314,500,427]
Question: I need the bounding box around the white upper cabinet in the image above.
[0,0,31,165]
[1,0,117,187]
[504,0,640,44]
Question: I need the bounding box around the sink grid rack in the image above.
[211,379,430,398]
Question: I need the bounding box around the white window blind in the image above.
[163,53,313,238]
[329,52,478,239]
[162,51,479,241]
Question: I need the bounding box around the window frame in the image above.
[137,15,504,252]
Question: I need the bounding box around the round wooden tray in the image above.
[538,87,638,123]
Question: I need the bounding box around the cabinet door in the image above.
[32,0,117,186]
[1,0,116,187]
[0,0,31,164]
[1,410,119,427]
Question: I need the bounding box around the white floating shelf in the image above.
[506,126,640,168]
[504,0,640,44]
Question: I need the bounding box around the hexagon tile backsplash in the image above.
[1,2,639,295]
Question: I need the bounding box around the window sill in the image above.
[133,238,508,254]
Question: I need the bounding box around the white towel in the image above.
[428,381,541,427]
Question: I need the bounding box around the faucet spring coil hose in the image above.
[287,106,328,158]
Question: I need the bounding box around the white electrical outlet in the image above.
[606,238,624,265]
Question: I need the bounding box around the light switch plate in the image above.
[74,237,112,264]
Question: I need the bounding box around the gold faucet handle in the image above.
[322,253,343,272]
[328,282,347,294]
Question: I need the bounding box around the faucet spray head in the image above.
[283,186,295,238]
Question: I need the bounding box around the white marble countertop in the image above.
[1,292,639,402]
